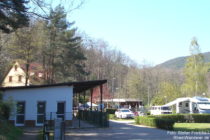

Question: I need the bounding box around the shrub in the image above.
[136,116,175,130]
[0,103,11,120]
[0,96,14,120]
[136,114,210,130]
[106,108,117,114]
[134,116,140,124]
[152,114,210,123]
[152,114,185,123]
[190,114,210,123]
[0,120,22,140]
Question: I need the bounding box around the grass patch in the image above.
[174,123,210,132]
[0,121,22,140]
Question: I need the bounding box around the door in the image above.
[37,102,46,125]
[16,102,25,126]
[57,102,65,120]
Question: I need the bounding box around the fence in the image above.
[42,112,71,140]
[78,110,109,127]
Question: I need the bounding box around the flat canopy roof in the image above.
[103,98,142,102]
[0,80,107,93]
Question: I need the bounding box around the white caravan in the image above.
[150,106,172,115]
[164,96,210,114]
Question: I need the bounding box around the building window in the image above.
[16,101,25,124]
[18,75,22,82]
[9,76,12,82]
[15,65,18,71]
[37,102,46,124]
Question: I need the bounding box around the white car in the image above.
[115,109,135,119]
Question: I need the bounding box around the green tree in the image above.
[182,38,208,97]
[43,5,86,83]
[151,81,181,105]
[0,0,29,33]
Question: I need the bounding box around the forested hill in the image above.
[156,52,210,69]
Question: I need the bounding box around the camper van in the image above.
[150,106,172,115]
[164,96,210,114]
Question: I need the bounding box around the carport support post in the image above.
[100,85,103,126]
[90,89,93,111]
[83,91,86,106]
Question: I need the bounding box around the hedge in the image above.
[135,116,175,130]
[135,114,210,130]
[151,114,210,123]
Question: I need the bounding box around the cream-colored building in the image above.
[1,62,30,87]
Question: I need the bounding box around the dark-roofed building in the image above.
[0,80,107,127]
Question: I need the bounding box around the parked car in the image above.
[115,109,135,119]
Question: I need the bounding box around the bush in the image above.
[0,103,11,120]
[0,96,14,120]
[152,114,185,123]
[189,114,210,123]
[152,114,210,123]
[106,108,117,114]
[134,116,140,124]
[136,116,175,130]
[0,120,22,140]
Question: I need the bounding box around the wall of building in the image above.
[3,85,73,126]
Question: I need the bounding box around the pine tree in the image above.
[0,0,29,33]
[44,5,86,83]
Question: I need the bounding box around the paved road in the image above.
[20,127,40,140]
[65,120,174,140]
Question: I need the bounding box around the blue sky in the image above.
[62,0,210,65]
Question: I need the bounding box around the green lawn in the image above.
[174,123,210,131]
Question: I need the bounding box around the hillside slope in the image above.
[156,52,210,69]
